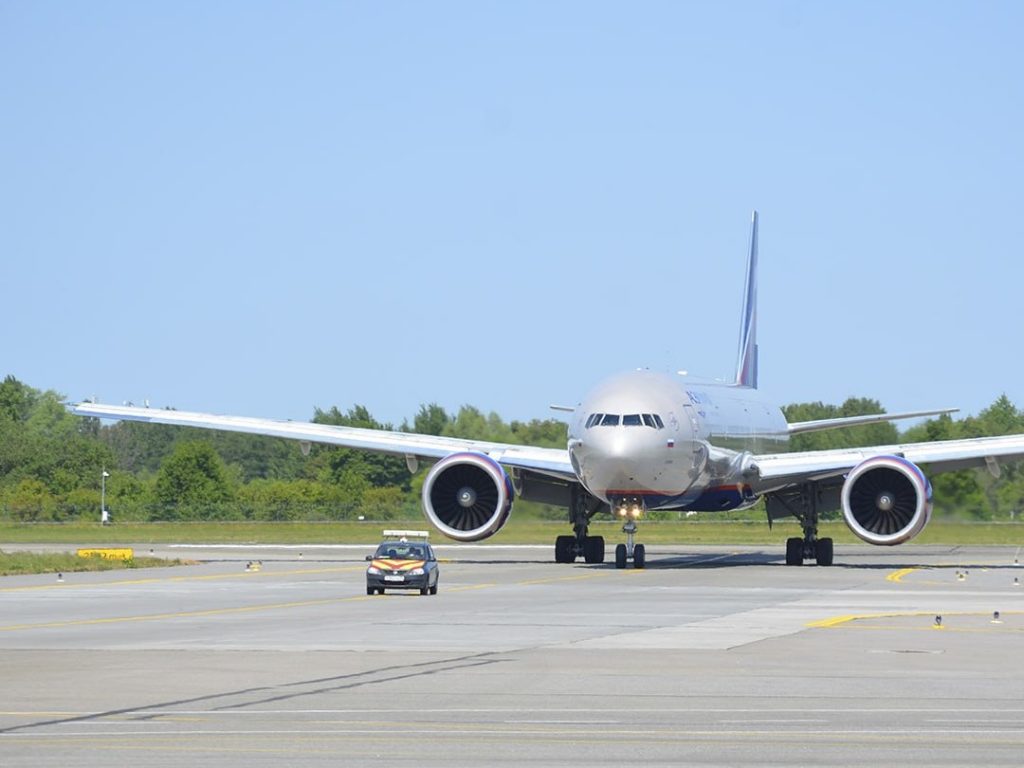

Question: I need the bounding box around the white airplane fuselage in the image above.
[567,370,789,513]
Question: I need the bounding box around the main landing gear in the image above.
[768,482,834,566]
[554,486,606,565]
[784,535,833,566]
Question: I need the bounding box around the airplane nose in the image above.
[572,424,666,483]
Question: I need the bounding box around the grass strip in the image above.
[1,519,1022,547]
[0,550,185,577]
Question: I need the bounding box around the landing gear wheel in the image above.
[633,543,646,569]
[785,537,803,566]
[815,538,834,566]
[583,536,605,564]
[554,535,576,563]
[614,543,627,569]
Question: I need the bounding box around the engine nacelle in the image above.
[840,455,932,546]
[422,452,513,542]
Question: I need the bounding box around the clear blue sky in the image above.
[3,2,1022,427]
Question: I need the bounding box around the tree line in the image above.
[1,375,1022,523]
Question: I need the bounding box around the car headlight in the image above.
[410,568,425,575]
[367,566,381,575]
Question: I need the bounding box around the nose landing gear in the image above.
[614,521,646,569]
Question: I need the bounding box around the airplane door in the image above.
[682,404,700,435]
[681,404,705,474]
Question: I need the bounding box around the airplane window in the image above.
[600,414,620,426]
[642,414,656,428]
[623,414,642,426]
[653,414,665,429]
[586,413,603,428]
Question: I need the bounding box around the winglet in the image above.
[734,210,758,388]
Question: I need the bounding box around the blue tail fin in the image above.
[734,210,758,388]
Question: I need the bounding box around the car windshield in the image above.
[375,543,425,559]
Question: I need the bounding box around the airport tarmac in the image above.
[2,543,1024,766]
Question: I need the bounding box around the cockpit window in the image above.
[587,413,664,428]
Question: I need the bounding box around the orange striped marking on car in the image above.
[371,559,426,571]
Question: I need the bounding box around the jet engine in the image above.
[422,452,513,541]
[840,455,932,545]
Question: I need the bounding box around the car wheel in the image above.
[430,583,438,595]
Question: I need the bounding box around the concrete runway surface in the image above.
[2,542,1024,766]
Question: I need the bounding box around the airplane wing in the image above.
[786,407,958,435]
[752,433,1024,490]
[69,402,576,480]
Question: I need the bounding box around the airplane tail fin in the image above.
[734,210,758,388]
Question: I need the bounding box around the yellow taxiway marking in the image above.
[0,565,364,593]
[517,571,616,587]
[886,568,920,583]
[808,610,1024,630]
[446,583,497,592]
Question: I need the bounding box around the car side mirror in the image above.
[365,555,373,561]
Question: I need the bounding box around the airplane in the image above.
[71,212,1024,568]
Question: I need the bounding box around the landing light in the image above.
[615,503,643,518]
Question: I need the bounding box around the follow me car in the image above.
[365,530,440,596]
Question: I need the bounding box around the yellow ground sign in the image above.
[77,548,134,561]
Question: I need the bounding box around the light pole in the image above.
[101,469,110,524]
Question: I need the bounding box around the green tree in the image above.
[510,418,567,448]
[975,394,1024,436]
[60,486,100,522]
[784,397,898,452]
[152,441,235,520]
[360,485,410,520]
[207,430,306,482]
[0,381,115,497]
[409,403,450,436]
[102,419,182,474]
[308,405,409,489]
[930,470,989,519]
[6,478,54,522]
[0,375,36,423]
[904,394,1024,519]
[442,405,515,442]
